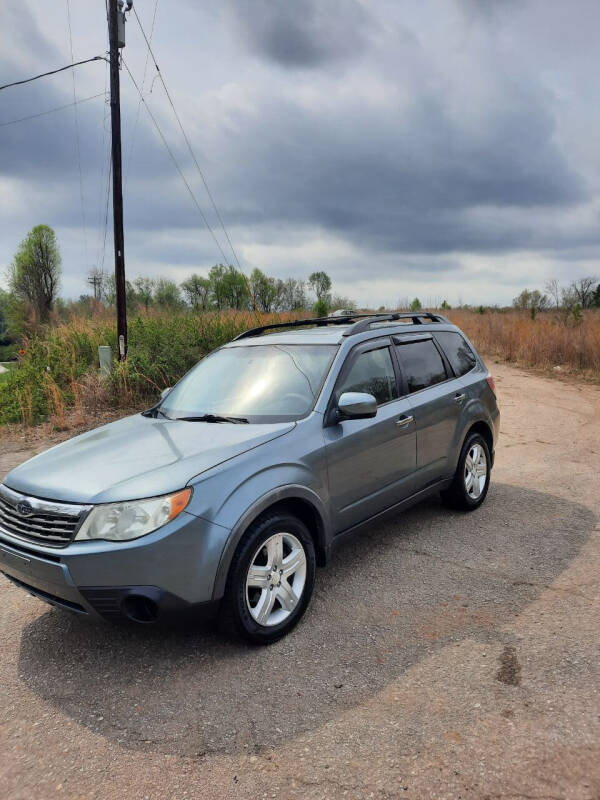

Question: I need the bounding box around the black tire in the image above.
[441,432,491,511]
[220,511,316,645]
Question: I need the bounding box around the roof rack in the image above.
[233,311,447,341]
[342,312,444,336]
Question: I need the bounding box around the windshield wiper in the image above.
[174,413,249,424]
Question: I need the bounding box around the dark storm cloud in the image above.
[2,0,61,72]
[1,54,586,258]
[2,0,599,303]
[59,60,583,258]
[0,73,181,185]
[222,0,375,67]
[138,80,585,255]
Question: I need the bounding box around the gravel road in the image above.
[1,362,599,799]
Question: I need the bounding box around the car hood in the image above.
[3,414,295,504]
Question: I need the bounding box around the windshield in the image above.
[159,344,338,422]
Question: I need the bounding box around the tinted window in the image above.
[338,347,398,406]
[396,340,447,393]
[435,331,477,377]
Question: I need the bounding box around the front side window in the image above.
[160,344,337,422]
[435,331,477,377]
[396,339,447,393]
[337,347,398,406]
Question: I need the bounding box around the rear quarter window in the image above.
[435,331,477,377]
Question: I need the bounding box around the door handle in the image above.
[396,414,414,429]
[453,393,466,403]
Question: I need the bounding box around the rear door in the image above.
[324,339,416,533]
[393,334,465,489]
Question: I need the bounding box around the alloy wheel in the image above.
[464,442,487,499]
[245,532,307,627]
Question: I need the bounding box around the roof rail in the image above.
[233,311,447,341]
[233,314,355,340]
[342,312,444,336]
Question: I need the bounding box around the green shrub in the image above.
[0,309,299,425]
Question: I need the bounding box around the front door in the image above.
[324,342,416,533]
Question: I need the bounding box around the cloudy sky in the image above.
[0,0,598,306]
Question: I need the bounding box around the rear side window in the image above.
[395,339,447,393]
[435,331,477,377]
[338,347,398,406]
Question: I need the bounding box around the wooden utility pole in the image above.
[107,0,127,359]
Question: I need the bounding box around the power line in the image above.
[125,0,160,187]
[121,56,238,274]
[0,92,105,128]
[94,5,111,278]
[95,59,111,272]
[0,56,106,92]
[98,91,112,276]
[131,7,252,291]
[65,0,88,272]
[99,157,112,275]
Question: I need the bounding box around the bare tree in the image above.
[570,276,597,309]
[513,289,550,317]
[279,278,307,311]
[544,278,561,310]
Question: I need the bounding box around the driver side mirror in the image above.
[337,391,377,420]
[160,387,172,401]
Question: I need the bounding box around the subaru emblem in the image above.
[16,501,34,517]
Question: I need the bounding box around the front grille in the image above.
[0,485,91,547]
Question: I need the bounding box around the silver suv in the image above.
[0,312,499,643]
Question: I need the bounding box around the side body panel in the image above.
[323,398,416,532]
[406,376,466,487]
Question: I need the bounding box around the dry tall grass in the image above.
[0,308,302,426]
[449,309,600,377]
[1,307,598,428]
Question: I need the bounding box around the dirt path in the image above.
[1,362,599,800]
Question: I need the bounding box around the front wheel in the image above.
[221,512,316,644]
[441,432,491,511]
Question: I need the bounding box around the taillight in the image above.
[486,373,496,395]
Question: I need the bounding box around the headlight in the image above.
[75,488,192,542]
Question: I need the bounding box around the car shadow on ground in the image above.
[16,482,595,757]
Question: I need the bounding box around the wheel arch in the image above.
[465,419,494,463]
[212,486,330,601]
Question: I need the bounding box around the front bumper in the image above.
[0,509,230,623]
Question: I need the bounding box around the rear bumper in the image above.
[0,510,230,623]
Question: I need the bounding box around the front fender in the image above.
[210,483,331,600]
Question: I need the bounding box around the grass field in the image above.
[0,307,598,427]
[448,308,600,377]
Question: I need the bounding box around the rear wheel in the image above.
[441,432,491,511]
[221,512,316,644]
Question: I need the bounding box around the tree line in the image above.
[0,224,356,357]
[513,277,600,319]
[85,264,346,316]
[2,224,600,361]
